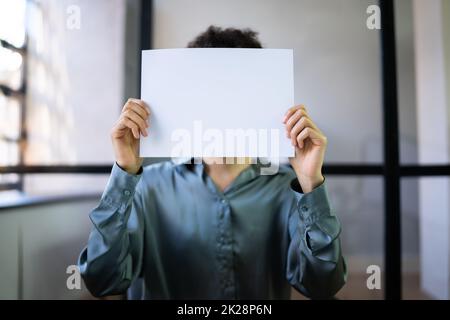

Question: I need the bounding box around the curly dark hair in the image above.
[187,25,263,48]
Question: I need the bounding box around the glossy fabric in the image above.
[78,161,346,299]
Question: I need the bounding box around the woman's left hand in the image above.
[283,104,327,193]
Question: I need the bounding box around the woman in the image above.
[78,26,346,299]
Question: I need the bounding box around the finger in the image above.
[120,117,140,139]
[285,109,309,137]
[122,99,151,120]
[123,110,148,136]
[123,100,150,120]
[284,104,307,118]
[296,127,326,149]
[128,98,151,115]
[289,117,315,146]
[283,104,307,123]
[125,102,149,124]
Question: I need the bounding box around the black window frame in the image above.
[0,36,27,192]
[1,0,450,300]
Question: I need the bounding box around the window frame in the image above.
[0,36,27,191]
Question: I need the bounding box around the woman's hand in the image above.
[110,98,150,174]
[283,104,327,193]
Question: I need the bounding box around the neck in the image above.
[203,157,252,171]
[203,158,252,192]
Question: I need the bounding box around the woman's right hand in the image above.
[110,98,150,174]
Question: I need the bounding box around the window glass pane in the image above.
[0,0,26,48]
[0,173,19,184]
[23,174,109,196]
[397,0,450,165]
[401,177,448,299]
[395,0,418,165]
[0,94,21,140]
[24,0,130,165]
[0,140,20,165]
[153,0,383,164]
[0,46,23,90]
[332,176,384,299]
[21,160,165,195]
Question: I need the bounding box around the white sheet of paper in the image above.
[140,48,294,158]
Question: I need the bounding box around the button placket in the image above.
[216,196,235,298]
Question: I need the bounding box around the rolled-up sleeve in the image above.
[285,178,347,299]
[78,163,145,297]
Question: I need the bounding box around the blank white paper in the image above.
[140,48,294,158]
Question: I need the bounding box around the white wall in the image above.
[0,199,97,299]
